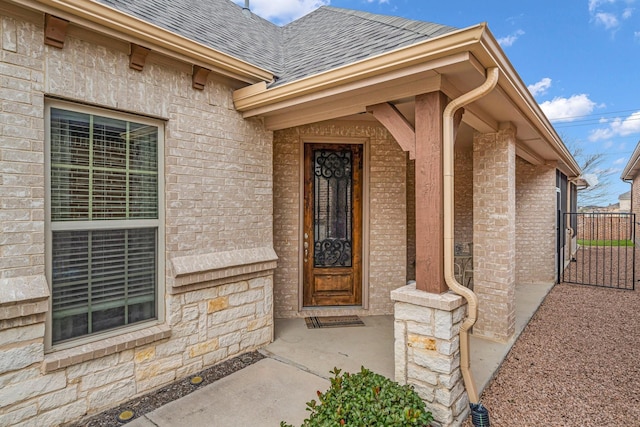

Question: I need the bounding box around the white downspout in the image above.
[443,67,499,404]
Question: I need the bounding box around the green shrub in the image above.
[281,367,433,427]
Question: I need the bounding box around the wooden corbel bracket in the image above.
[192,65,211,90]
[129,43,151,71]
[44,14,69,49]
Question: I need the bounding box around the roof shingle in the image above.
[95,0,457,85]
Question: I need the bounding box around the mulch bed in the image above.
[71,351,264,426]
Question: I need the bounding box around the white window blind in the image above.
[49,107,159,344]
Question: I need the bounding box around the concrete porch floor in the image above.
[263,281,554,391]
[128,282,553,426]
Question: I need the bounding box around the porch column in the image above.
[415,91,447,294]
[472,123,517,341]
[392,284,470,426]
[515,159,557,284]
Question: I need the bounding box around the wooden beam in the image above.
[44,14,68,49]
[367,103,416,159]
[414,91,448,294]
[129,43,150,71]
[192,65,211,90]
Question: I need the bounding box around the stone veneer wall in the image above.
[515,158,557,284]
[273,122,406,318]
[392,284,469,427]
[472,128,516,342]
[0,7,274,426]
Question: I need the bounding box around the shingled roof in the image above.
[96,0,284,74]
[279,7,457,85]
[96,0,457,86]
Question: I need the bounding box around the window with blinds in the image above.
[49,106,160,344]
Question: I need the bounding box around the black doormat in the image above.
[304,315,365,329]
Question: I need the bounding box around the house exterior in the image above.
[622,142,640,224]
[0,0,580,425]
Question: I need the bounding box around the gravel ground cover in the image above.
[463,282,640,426]
[71,351,264,427]
[562,246,635,289]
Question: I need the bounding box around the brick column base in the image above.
[392,284,469,427]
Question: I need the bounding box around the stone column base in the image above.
[392,284,469,427]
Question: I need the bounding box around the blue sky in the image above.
[234,0,640,205]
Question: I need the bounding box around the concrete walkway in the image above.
[128,283,553,426]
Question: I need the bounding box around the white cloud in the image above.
[589,0,616,13]
[497,29,525,47]
[367,0,391,3]
[635,31,640,41]
[528,77,552,97]
[234,0,329,24]
[589,111,640,141]
[594,12,620,28]
[539,94,597,122]
[614,157,628,164]
[589,0,637,34]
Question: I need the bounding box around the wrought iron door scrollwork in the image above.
[314,151,351,179]
[314,238,352,267]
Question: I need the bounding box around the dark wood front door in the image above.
[303,143,363,307]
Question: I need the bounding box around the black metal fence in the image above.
[560,212,636,290]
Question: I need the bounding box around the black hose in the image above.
[470,402,490,426]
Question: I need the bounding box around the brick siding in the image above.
[273,121,407,318]
[0,7,274,425]
[515,158,557,284]
[472,128,516,342]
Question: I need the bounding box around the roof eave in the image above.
[472,29,581,177]
[621,141,640,180]
[13,0,274,84]
[233,23,580,177]
[233,24,487,110]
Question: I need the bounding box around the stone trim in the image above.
[391,283,465,311]
[170,247,278,290]
[0,275,49,324]
[42,324,171,373]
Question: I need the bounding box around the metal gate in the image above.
[560,212,636,290]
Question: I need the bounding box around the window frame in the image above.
[44,99,165,351]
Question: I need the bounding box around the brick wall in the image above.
[273,121,407,318]
[633,179,640,218]
[454,148,474,245]
[407,160,416,280]
[515,158,557,284]
[0,7,274,425]
[472,127,516,342]
[406,146,473,281]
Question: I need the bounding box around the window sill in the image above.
[43,324,171,373]
[170,247,278,292]
[0,275,49,326]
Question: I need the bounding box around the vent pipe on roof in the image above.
[243,0,251,17]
